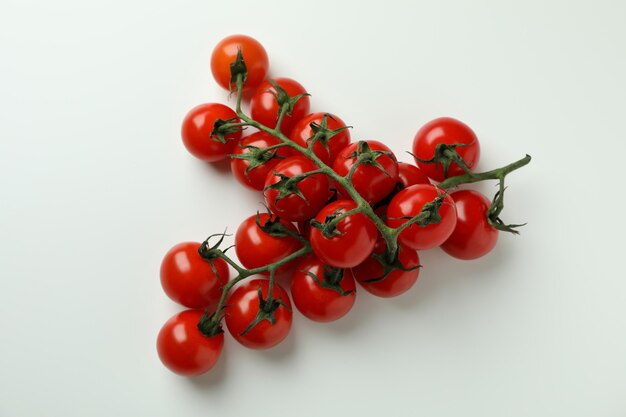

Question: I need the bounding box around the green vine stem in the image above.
[202,71,531,332]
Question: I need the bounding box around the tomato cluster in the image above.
[157,34,525,377]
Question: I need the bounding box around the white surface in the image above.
[1,0,625,416]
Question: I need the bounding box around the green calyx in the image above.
[347,141,395,178]
[307,113,352,156]
[263,171,308,204]
[229,144,286,180]
[363,248,421,284]
[268,79,310,120]
[197,311,224,337]
[240,285,290,336]
[229,48,247,92]
[412,143,470,179]
[304,266,352,296]
[211,117,242,143]
[310,209,345,239]
[197,232,233,280]
[255,211,293,237]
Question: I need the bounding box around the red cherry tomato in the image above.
[397,162,431,188]
[225,279,292,349]
[412,117,480,182]
[264,156,330,222]
[157,310,224,376]
[290,255,356,322]
[310,200,378,268]
[288,112,351,165]
[333,140,399,204]
[160,242,229,310]
[181,103,242,162]
[210,34,269,92]
[230,131,289,191]
[235,213,302,275]
[440,190,498,259]
[387,184,457,250]
[250,78,310,134]
[352,238,420,298]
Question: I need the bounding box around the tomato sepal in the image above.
[346,141,395,179]
[306,113,352,156]
[361,248,421,284]
[411,143,471,179]
[267,79,311,120]
[211,117,244,144]
[197,311,224,338]
[302,266,353,297]
[240,283,292,336]
[229,48,248,93]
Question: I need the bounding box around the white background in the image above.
[1,0,625,416]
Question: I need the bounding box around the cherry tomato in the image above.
[264,156,330,222]
[210,34,269,92]
[288,112,351,165]
[310,200,378,268]
[412,117,480,182]
[440,190,498,259]
[160,242,229,310]
[225,279,292,349]
[352,238,420,298]
[230,131,290,191]
[397,162,431,188]
[235,213,302,275]
[181,103,242,162]
[157,310,224,376]
[250,78,310,134]
[387,184,457,250]
[333,140,399,204]
[290,255,356,322]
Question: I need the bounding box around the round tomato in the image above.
[310,200,378,268]
[181,103,242,162]
[333,140,399,204]
[288,112,351,165]
[264,156,330,222]
[387,184,457,250]
[160,242,229,310]
[157,310,224,376]
[250,78,310,134]
[235,213,302,275]
[440,190,498,259]
[225,279,292,349]
[230,131,290,191]
[412,117,480,182]
[210,34,269,92]
[290,255,356,322]
[397,162,431,188]
[352,238,420,298]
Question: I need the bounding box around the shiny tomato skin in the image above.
[288,112,351,165]
[441,190,499,259]
[235,213,302,275]
[225,279,292,349]
[387,184,457,250]
[290,255,356,322]
[397,162,431,188]
[210,34,269,92]
[157,310,224,376]
[230,131,289,191]
[310,200,378,268]
[412,117,480,182]
[352,238,420,298]
[264,156,330,222]
[250,78,310,134]
[332,140,399,204]
[160,242,229,310]
[181,103,242,162]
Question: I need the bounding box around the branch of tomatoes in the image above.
[159,34,532,377]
